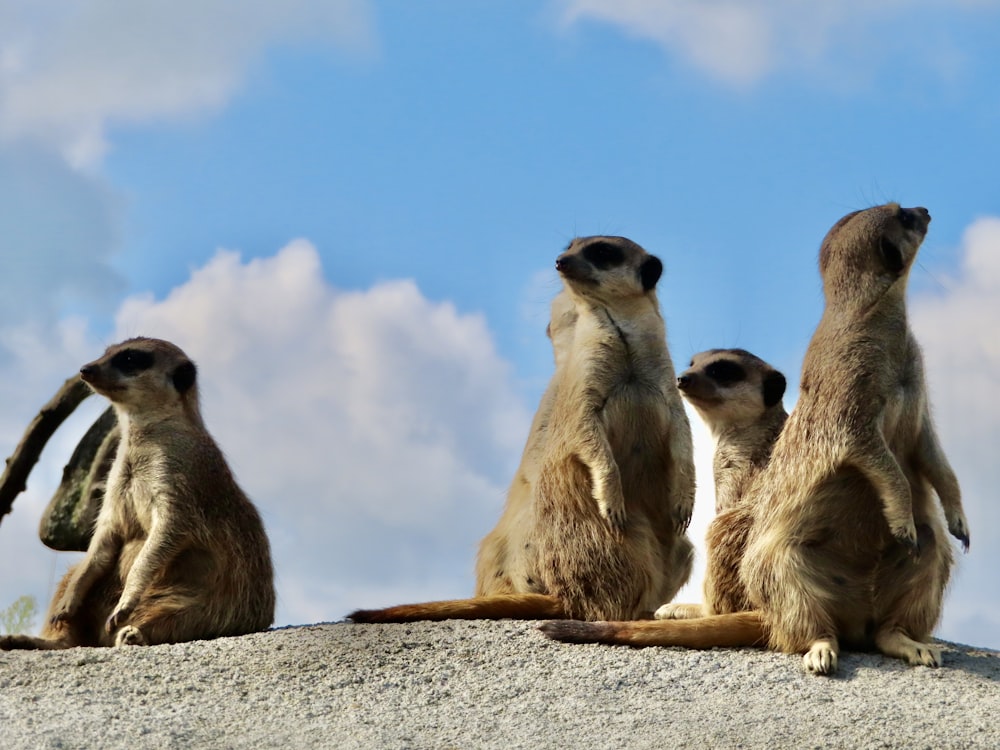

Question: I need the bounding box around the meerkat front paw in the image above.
[803,640,838,675]
[49,595,80,625]
[890,519,920,558]
[106,600,135,633]
[945,510,970,551]
[598,500,627,530]
[673,497,694,530]
[593,476,627,530]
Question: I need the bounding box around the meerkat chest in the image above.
[107,442,169,531]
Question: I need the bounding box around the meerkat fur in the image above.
[655,348,788,621]
[542,204,969,674]
[351,236,695,623]
[0,337,275,650]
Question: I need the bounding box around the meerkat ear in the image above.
[762,371,786,407]
[879,236,904,275]
[172,361,197,394]
[639,256,663,291]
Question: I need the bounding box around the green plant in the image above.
[0,595,38,635]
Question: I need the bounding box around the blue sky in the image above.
[0,1,997,650]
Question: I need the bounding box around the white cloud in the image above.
[0,0,374,165]
[554,0,999,87]
[911,216,1000,646]
[2,228,994,650]
[0,241,531,627]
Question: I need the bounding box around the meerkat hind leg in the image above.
[114,625,148,647]
[874,629,941,667]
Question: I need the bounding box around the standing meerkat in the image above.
[655,348,787,621]
[542,205,970,673]
[351,236,695,623]
[0,337,275,649]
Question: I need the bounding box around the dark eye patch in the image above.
[898,208,918,231]
[581,241,625,269]
[705,360,746,385]
[110,348,155,376]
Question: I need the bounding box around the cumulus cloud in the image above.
[911,217,1000,646]
[554,0,999,87]
[0,237,719,630]
[0,240,532,626]
[0,0,374,164]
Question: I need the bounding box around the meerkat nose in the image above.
[555,257,568,272]
[916,207,931,222]
[677,375,691,389]
[80,364,99,381]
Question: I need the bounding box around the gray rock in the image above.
[0,620,996,749]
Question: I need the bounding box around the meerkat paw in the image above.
[803,640,838,675]
[48,596,79,625]
[907,642,942,667]
[672,499,694,530]
[599,500,628,531]
[654,603,704,620]
[945,510,970,551]
[114,626,148,647]
[890,519,920,558]
[876,630,942,668]
[106,600,136,633]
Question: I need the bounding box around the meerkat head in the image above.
[546,288,578,369]
[677,349,786,436]
[818,203,930,306]
[80,337,203,426]
[555,236,663,307]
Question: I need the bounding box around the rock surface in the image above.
[0,620,997,749]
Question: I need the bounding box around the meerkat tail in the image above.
[0,635,70,651]
[348,593,568,624]
[539,611,767,648]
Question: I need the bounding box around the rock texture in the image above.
[0,620,997,749]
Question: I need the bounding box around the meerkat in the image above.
[655,348,787,621]
[475,289,576,595]
[542,204,970,674]
[0,337,275,649]
[351,236,695,623]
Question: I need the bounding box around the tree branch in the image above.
[0,376,92,525]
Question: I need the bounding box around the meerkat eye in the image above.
[110,349,155,376]
[705,360,746,385]
[898,208,917,231]
[582,241,625,269]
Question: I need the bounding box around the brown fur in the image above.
[656,349,787,620]
[542,205,970,674]
[0,338,275,649]
[351,236,695,623]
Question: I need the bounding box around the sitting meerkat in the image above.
[351,235,695,623]
[542,204,970,673]
[0,337,275,649]
[475,289,576,596]
[655,348,787,621]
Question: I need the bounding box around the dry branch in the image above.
[0,376,92,525]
